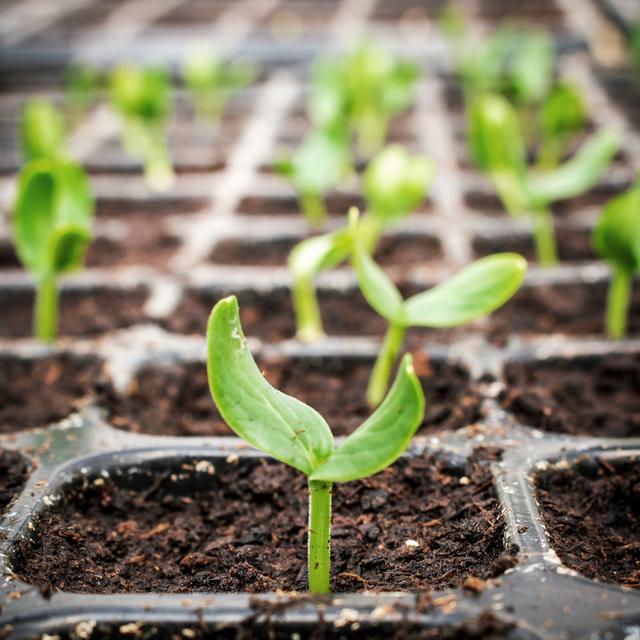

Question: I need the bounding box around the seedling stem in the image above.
[367,322,406,408]
[607,266,632,339]
[531,205,558,266]
[35,275,58,343]
[292,276,325,342]
[308,479,332,593]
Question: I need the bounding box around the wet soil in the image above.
[14,448,517,593]
[501,353,640,437]
[0,353,109,433]
[0,449,30,514]
[237,193,367,217]
[0,286,150,338]
[535,456,640,587]
[104,353,482,437]
[95,197,208,218]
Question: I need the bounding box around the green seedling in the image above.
[207,295,425,593]
[108,63,174,192]
[182,42,256,125]
[64,63,101,125]
[468,93,619,266]
[20,99,67,161]
[592,182,640,339]
[350,214,526,407]
[275,129,350,228]
[11,158,94,342]
[288,146,434,341]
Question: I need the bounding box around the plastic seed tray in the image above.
[0,0,639,638]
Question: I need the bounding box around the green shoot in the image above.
[64,63,101,125]
[182,41,256,125]
[592,182,640,339]
[207,295,425,593]
[468,93,619,266]
[350,213,526,406]
[20,99,67,161]
[288,146,433,341]
[107,63,174,192]
[11,158,94,342]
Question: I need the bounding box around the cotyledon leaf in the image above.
[310,353,424,483]
[207,296,334,476]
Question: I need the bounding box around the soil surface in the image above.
[0,286,150,338]
[0,353,109,433]
[502,353,640,437]
[535,456,640,587]
[14,448,517,594]
[237,193,368,217]
[0,449,30,514]
[104,353,482,437]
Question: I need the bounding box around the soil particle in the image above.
[104,352,482,437]
[501,353,640,437]
[0,449,30,514]
[0,286,150,338]
[0,353,110,433]
[535,456,640,587]
[14,448,517,594]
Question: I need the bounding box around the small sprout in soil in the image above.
[11,157,94,343]
[468,93,619,266]
[108,63,175,192]
[20,99,66,162]
[351,210,526,407]
[207,295,425,593]
[592,182,640,339]
[288,146,434,341]
[182,41,256,126]
[64,63,101,126]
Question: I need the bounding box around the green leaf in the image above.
[21,99,66,161]
[593,184,640,273]
[506,31,553,105]
[404,253,527,327]
[288,227,352,282]
[364,145,433,223]
[48,224,91,273]
[310,354,424,483]
[539,82,587,142]
[527,128,620,205]
[207,296,334,476]
[352,238,404,323]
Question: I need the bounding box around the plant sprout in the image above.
[592,182,640,339]
[350,211,526,407]
[11,158,94,342]
[182,42,256,125]
[107,63,174,192]
[288,146,433,341]
[468,93,619,266]
[20,99,67,161]
[207,295,424,593]
[64,63,101,125]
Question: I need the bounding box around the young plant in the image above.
[592,182,640,339]
[182,42,256,125]
[107,63,174,192]
[20,99,67,161]
[207,295,425,593]
[64,63,101,125]
[288,146,433,341]
[11,158,94,342]
[468,93,619,266]
[350,213,526,407]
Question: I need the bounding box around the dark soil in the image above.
[0,353,109,433]
[599,71,640,130]
[14,448,517,593]
[237,193,367,217]
[96,196,209,218]
[0,286,150,338]
[209,233,444,271]
[535,456,640,587]
[0,449,30,513]
[473,227,594,263]
[104,353,482,437]
[501,353,640,437]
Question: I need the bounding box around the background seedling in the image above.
[182,42,256,126]
[108,63,174,192]
[288,146,433,341]
[64,63,101,126]
[593,182,640,339]
[20,99,67,162]
[207,295,424,593]
[468,93,619,265]
[350,215,526,406]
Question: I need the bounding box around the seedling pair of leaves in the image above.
[108,63,175,192]
[287,145,434,341]
[468,93,620,265]
[592,181,640,339]
[13,100,95,342]
[207,295,425,593]
[182,42,257,126]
